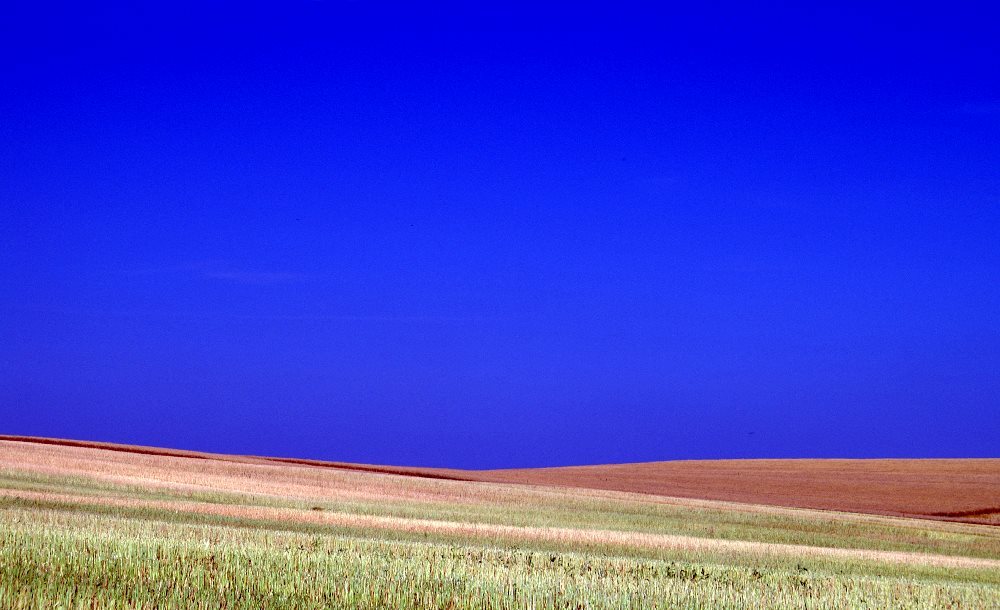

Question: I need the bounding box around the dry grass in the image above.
[1,436,998,608]
[6,487,998,571]
[5,506,998,610]
[3,439,998,553]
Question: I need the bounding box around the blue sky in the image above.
[2,2,998,467]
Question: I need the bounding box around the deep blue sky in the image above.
[2,3,998,467]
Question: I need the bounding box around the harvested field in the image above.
[4,487,998,571]
[5,435,997,525]
[470,459,1000,526]
[1,435,998,608]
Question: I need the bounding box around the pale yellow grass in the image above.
[4,486,997,572]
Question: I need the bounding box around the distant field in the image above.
[471,458,1000,526]
[6,434,997,524]
[1,436,998,609]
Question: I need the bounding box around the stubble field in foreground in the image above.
[0,437,998,609]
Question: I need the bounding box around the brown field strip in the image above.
[2,435,998,526]
[4,435,1000,577]
[7,438,997,548]
[468,459,1000,525]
